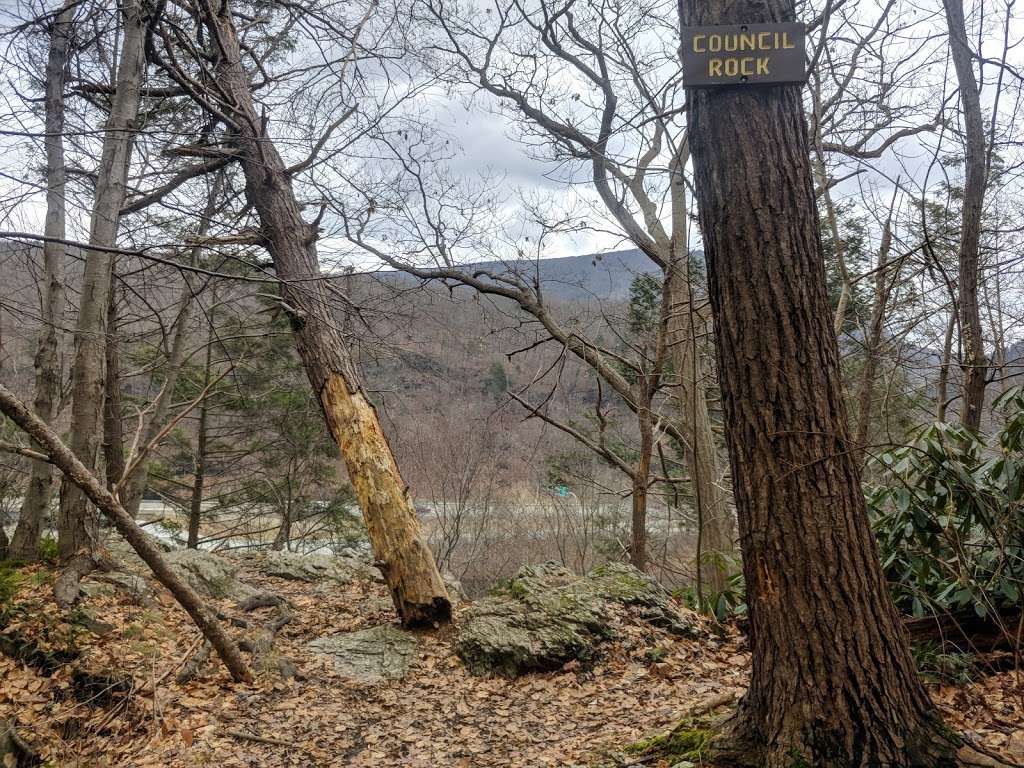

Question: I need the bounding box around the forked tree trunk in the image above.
[57,0,146,560]
[666,263,733,594]
[0,383,251,683]
[120,185,218,517]
[194,0,450,626]
[943,0,988,431]
[682,1,960,764]
[9,0,76,560]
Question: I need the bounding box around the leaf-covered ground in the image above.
[1,555,1021,767]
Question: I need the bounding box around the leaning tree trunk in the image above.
[56,0,146,561]
[682,1,960,765]
[8,0,76,560]
[194,0,450,626]
[943,0,988,432]
[0,384,252,683]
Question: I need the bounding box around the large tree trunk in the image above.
[193,0,450,626]
[8,0,76,560]
[0,384,252,683]
[943,0,988,431]
[681,1,959,764]
[56,0,146,560]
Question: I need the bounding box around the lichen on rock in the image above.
[308,624,418,683]
[585,562,702,637]
[164,549,259,604]
[456,561,702,677]
[259,550,382,584]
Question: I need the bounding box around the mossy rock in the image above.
[164,550,259,604]
[625,725,715,764]
[308,624,417,683]
[259,550,382,584]
[456,562,701,677]
[586,562,702,637]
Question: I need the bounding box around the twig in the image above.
[226,729,317,757]
[137,635,204,695]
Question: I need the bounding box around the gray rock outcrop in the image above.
[308,625,418,683]
[456,562,703,677]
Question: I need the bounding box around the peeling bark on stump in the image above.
[186,0,450,626]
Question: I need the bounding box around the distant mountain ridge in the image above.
[372,248,662,301]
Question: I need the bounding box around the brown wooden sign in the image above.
[682,22,806,87]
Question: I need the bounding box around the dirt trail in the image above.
[0,555,1018,767]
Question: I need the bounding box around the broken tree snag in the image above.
[0,383,253,684]
[321,375,451,625]
[177,0,451,627]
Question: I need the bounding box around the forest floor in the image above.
[1,552,1022,768]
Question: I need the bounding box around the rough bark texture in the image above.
[0,383,252,682]
[682,1,957,764]
[943,0,988,432]
[9,0,76,560]
[630,390,652,570]
[57,0,145,560]
[102,278,126,491]
[196,0,450,626]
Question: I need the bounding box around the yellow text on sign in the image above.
[707,57,769,77]
[692,31,797,53]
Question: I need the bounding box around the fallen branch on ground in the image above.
[0,383,253,683]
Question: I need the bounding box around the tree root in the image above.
[957,742,1023,768]
[0,718,41,767]
[176,641,213,685]
[623,694,1021,768]
[53,552,102,610]
[238,601,298,679]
